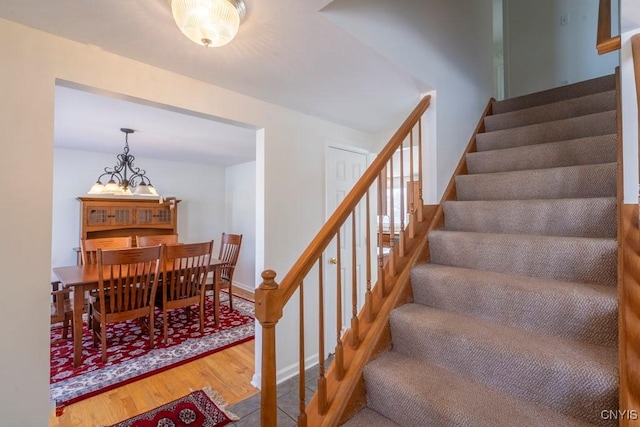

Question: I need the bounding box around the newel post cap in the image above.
[255,270,282,324]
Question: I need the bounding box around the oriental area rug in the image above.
[50,293,254,406]
[104,387,237,427]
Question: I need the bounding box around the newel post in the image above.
[256,270,283,427]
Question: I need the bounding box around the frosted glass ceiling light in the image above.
[171,0,246,48]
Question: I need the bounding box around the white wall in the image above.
[323,0,494,201]
[503,0,619,97]
[501,0,640,204]
[493,0,506,100]
[621,0,640,203]
[0,19,373,426]
[622,0,640,32]
[51,148,227,268]
[224,161,256,290]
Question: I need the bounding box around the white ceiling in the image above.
[54,83,258,166]
[0,0,428,166]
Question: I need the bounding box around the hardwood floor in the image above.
[50,289,258,427]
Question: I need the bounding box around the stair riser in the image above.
[456,163,616,201]
[428,231,618,286]
[411,266,618,346]
[362,353,610,427]
[364,382,449,427]
[443,198,617,238]
[467,134,617,174]
[389,308,618,424]
[366,385,476,426]
[476,110,616,152]
[492,74,615,114]
[485,90,616,132]
[363,362,466,426]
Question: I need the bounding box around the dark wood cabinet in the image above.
[77,197,179,243]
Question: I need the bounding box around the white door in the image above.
[324,145,368,352]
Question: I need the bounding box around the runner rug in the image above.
[50,293,254,406]
[104,387,238,427]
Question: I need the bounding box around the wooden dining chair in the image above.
[92,245,163,363]
[50,281,73,339]
[80,236,133,265]
[81,236,134,330]
[136,234,179,247]
[207,233,242,312]
[160,241,213,344]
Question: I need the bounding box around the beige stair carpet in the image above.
[343,74,618,427]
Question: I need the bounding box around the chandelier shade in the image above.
[87,128,158,196]
[170,0,245,48]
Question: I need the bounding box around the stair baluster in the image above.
[297,280,307,427]
[350,212,360,348]
[388,159,396,276]
[317,255,327,416]
[335,231,345,380]
[256,96,431,425]
[399,136,406,257]
[364,191,374,324]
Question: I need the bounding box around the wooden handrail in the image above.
[597,0,620,55]
[277,95,430,305]
[305,98,493,426]
[255,95,430,426]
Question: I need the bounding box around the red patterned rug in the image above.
[50,293,254,407]
[104,388,236,427]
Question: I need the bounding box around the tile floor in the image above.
[228,356,331,426]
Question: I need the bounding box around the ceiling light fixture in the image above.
[170,0,246,48]
[87,128,158,197]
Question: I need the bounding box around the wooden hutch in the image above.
[77,196,180,246]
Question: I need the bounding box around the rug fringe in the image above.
[197,386,240,421]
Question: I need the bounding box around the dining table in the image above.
[52,258,227,367]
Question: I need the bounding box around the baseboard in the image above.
[251,373,261,389]
[276,353,322,384]
[205,276,254,295]
[251,352,323,391]
[232,281,255,294]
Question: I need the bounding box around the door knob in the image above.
[329,257,338,264]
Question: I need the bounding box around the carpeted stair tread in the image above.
[341,408,401,426]
[428,230,617,286]
[485,90,616,132]
[363,351,603,427]
[411,264,617,346]
[467,134,617,174]
[443,197,616,237]
[356,76,619,427]
[455,162,616,201]
[476,110,616,152]
[389,304,618,425]
[492,74,615,114]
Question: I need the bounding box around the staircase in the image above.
[343,75,619,427]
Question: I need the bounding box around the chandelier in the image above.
[170,0,246,48]
[87,128,158,196]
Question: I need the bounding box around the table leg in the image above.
[214,267,220,326]
[73,289,84,367]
